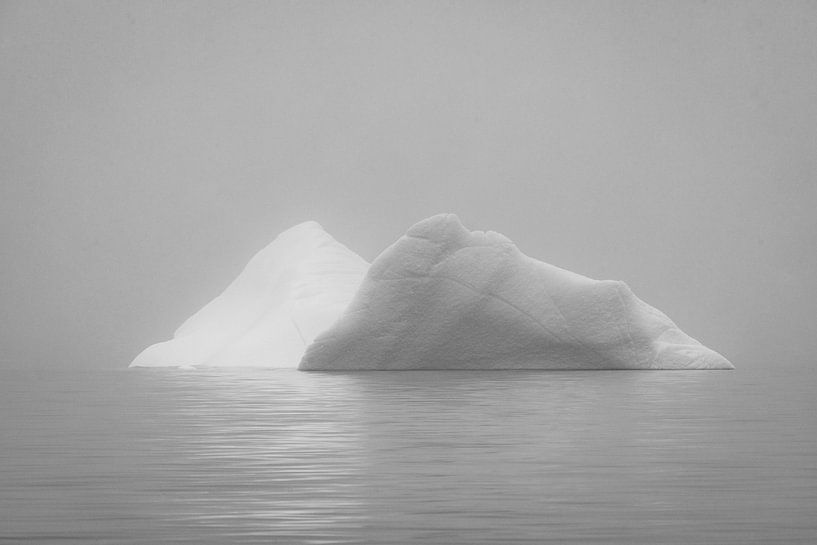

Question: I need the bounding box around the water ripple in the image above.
[1,367,816,544]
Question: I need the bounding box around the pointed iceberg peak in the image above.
[300,214,733,371]
[131,221,368,368]
[258,220,342,253]
[276,220,327,238]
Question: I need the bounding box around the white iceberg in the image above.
[299,214,733,370]
[130,221,368,368]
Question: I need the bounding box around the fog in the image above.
[1,1,815,370]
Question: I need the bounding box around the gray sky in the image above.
[1,1,815,370]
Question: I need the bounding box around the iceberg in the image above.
[130,221,368,368]
[299,214,733,370]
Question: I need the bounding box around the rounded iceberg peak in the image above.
[406,213,470,244]
[299,214,733,371]
[407,213,514,248]
[130,221,369,368]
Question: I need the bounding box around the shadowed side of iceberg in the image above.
[130,221,369,368]
[299,214,733,371]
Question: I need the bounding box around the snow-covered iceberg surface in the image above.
[300,214,732,370]
[131,222,368,368]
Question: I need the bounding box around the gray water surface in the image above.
[2,366,815,544]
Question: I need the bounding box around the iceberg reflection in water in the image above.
[2,366,816,543]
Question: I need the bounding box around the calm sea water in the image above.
[2,365,816,544]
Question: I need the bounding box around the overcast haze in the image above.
[1,1,815,370]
